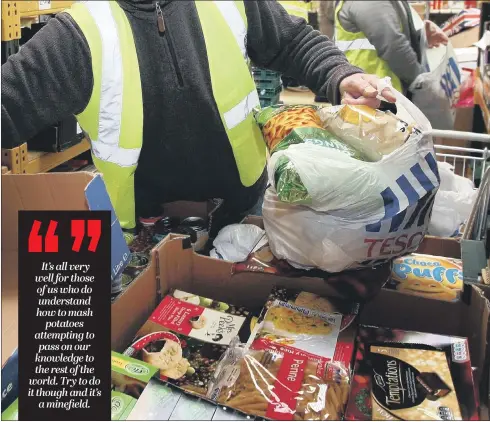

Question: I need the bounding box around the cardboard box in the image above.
[451,26,480,49]
[111,235,490,418]
[345,326,479,420]
[1,172,130,363]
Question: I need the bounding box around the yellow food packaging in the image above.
[389,254,463,302]
[369,346,462,421]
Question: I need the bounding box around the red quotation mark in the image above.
[28,220,59,253]
[71,219,101,252]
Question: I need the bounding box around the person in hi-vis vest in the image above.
[2,0,395,244]
[334,0,448,95]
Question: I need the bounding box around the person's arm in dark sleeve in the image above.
[1,13,93,149]
[244,0,363,105]
[345,1,423,86]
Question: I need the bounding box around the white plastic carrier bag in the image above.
[409,22,461,130]
[263,82,441,273]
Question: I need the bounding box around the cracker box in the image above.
[345,326,479,421]
[386,254,463,302]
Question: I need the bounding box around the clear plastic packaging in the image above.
[209,224,265,262]
[263,87,440,272]
[255,104,366,205]
[318,104,413,161]
[208,340,350,421]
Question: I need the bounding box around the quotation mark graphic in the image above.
[71,219,101,252]
[28,220,59,253]
[27,219,101,253]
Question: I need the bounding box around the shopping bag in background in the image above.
[441,8,481,37]
[428,162,477,237]
[263,88,441,273]
[409,23,461,130]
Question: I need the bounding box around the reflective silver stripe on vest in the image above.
[84,1,140,167]
[213,1,260,129]
[336,39,376,52]
[213,0,247,59]
[224,89,260,130]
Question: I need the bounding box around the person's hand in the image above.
[425,20,448,48]
[339,73,396,108]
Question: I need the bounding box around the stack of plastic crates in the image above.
[253,67,282,108]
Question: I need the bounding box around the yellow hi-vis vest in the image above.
[334,0,403,93]
[278,1,311,19]
[66,1,266,231]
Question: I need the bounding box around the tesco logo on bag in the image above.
[361,152,440,265]
[440,57,461,106]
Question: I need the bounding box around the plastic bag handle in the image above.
[376,77,432,131]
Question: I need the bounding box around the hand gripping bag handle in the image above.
[376,77,432,133]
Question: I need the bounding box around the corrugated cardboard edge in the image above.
[1,172,94,251]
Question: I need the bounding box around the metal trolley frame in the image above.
[429,130,490,284]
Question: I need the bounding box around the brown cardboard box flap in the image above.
[1,172,94,251]
[111,234,490,416]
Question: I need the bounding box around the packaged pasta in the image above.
[256,287,359,371]
[386,254,463,302]
[255,104,366,205]
[318,104,414,162]
[208,340,350,420]
[124,291,256,397]
[213,289,357,420]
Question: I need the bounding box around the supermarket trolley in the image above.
[430,129,490,183]
[429,130,490,285]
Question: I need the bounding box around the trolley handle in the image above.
[424,130,490,143]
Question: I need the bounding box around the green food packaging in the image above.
[272,127,368,204]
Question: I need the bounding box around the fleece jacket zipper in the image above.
[156,2,184,87]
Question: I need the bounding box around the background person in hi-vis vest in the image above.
[334,0,448,96]
[2,0,395,244]
[277,0,312,92]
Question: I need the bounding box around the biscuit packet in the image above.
[123,291,255,397]
[255,104,367,205]
[345,326,478,421]
[368,345,462,420]
[386,254,463,302]
[207,338,350,421]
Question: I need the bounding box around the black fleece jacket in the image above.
[1,0,362,217]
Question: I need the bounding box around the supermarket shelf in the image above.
[19,1,75,18]
[25,138,90,174]
[1,138,90,174]
[474,70,490,133]
[1,1,75,41]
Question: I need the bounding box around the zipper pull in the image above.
[155,2,165,33]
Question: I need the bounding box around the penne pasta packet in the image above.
[207,338,350,421]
